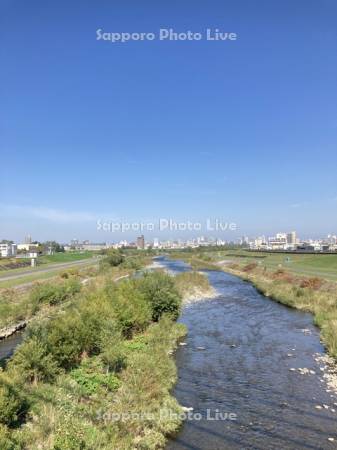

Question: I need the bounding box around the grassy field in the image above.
[38,251,95,264]
[205,250,337,281]
[0,252,97,285]
[0,261,99,289]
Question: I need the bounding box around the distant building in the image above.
[17,243,39,251]
[64,241,109,252]
[137,235,145,250]
[24,235,32,244]
[287,231,297,245]
[0,243,17,258]
[153,238,159,248]
[82,243,108,251]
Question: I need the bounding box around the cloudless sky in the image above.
[1,0,337,242]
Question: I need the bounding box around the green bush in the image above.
[54,416,87,450]
[121,257,143,270]
[106,280,152,337]
[0,373,28,426]
[0,424,18,450]
[101,345,126,373]
[8,336,60,384]
[71,366,120,396]
[99,250,124,272]
[137,272,182,321]
[29,279,81,307]
[44,312,88,369]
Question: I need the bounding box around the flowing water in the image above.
[160,257,337,450]
[0,332,24,364]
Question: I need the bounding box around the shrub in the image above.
[45,312,88,369]
[121,257,143,270]
[242,263,258,272]
[8,337,60,384]
[137,272,182,321]
[100,251,124,270]
[271,269,295,283]
[101,345,126,373]
[29,279,81,307]
[300,277,324,290]
[54,416,87,450]
[0,373,28,426]
[0,424,18,450]
[41,290,120,369]
[106,280,152,337]
[70,366,120,396]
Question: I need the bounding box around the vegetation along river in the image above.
[161,257,337,450]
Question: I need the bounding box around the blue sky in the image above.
[1,0,337,243]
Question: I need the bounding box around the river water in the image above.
[161,257,337,450]
[0,331,24,364]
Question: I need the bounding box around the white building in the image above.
[0,243,17,258]
[17,243,39,251]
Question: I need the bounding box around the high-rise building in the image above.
[137,235,145,250]
[287,231,297,245]
[24,235,32,244]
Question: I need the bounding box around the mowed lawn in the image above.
[211,250,337,281]
[39,251,95,264]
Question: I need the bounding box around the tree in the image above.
[42,241,65,253]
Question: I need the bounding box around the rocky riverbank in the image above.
[182,284,219,305]
[0,320,27,340]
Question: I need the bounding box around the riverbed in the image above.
[161,257,337,450]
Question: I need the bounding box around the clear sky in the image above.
[1,0,337,243]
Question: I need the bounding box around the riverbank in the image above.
[168,253,337,394]
[218,261,337,395]
[165,258,337,449]
[0,260,192,449]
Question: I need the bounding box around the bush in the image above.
[0,373,28,426]
[29,279,81,307]
[101,344,126,373]
[71,365,120,396]
[137,272,182,321]
[100,250,124,269]
[8,337,60,384]
[300,277,324,290]
[242,263,258,272]
[44,312,88,369]
[0,424,18,450]
[106,280,152,337]
[121,257,143,270]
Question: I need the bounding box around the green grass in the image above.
[38,251,95,264]
[205,249,337,281]
[0,271,62,289]
[0,260,99,289]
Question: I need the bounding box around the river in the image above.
[1,257,336,448]
[160,257,337,450]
